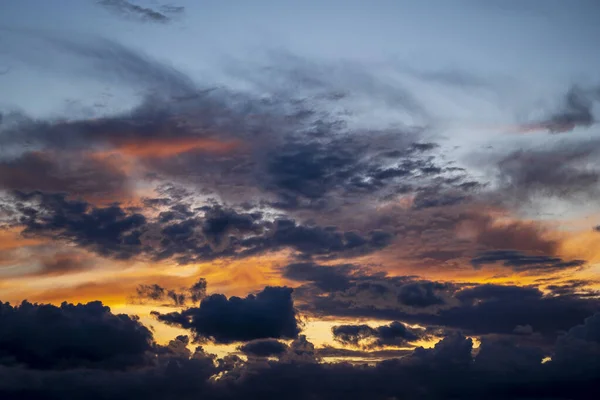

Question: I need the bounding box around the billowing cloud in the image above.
[0,300,153,369]
[0,293,598,399]
[152,286,300,344]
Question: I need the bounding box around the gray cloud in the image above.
[0,29,196,97]
[471,250,585,274]
[522,85,600,133]
[0,151,129,198]
[491,141,600,202]
[97,1,183,24]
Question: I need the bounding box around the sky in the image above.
[1,1,600,399]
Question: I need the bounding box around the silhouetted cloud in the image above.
[134,278,207,306]
[397,281,447,307]
[239,339,289,358]
[0,295,599,399]
[289,263,599,342]
[0,300,153,369]
[152,286,300,344]
[332,321,424,348]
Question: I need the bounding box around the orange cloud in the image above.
[98,137,241,160]
[0,229,44,252]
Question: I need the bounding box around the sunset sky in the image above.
[1,1,600,399]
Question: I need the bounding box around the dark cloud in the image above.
[0,151,129,198]
[282,262,360,292]
[14,191,146,260]
[553,312,600,374]
[0,36,470,226]
[0,300,152,369]
[135,283,165,301]
[200,206,263,250]
[6,192,393,263]
[134,278,207,306]
[471,250,585,273]
[316,346,412,360]
[0,295,599,399]
[332,321,423,349]
[97,1,179,24]
[417,284,599,339]
[492,143,600,201]
[397,281,447,307]
[262,136,445,210]
[239,339,289,358]
[523,85,598,133]
[289,262,599,342]
[247,220,393,260]
[153,286,300,344]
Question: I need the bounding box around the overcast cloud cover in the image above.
[1,1,600,399]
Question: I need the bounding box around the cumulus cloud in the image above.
[0,294,598,399]
[152,286,300,344]
[0,300,153,369]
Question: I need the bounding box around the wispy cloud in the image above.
[97,0,184,24]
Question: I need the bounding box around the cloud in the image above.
[491,143,600,201]
[152,286,300,344]
[239,339,289,358]
[332,321,424,349]
[0,151,129,199]
[471,250,585,273]
[553,312,600,374]
[13,191,147,260]
[0,295,599,399]
[520,85,598,134]
[288,262,599,342]
[0,30,197,97]
[134,278,207,306]
[97,1,182,24]
[396,281,447,307]
[0,300,153,369]
[6,191,396,263]
[282,262,361,292]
